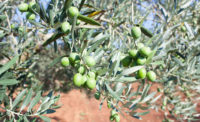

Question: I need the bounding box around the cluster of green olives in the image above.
[121,43,156,82]
[60,20,80,33]
[61,53,97,90]
[121,26,157,82]
[110,110,120,122]
[18,2,37,20]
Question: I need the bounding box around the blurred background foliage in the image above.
[0,0,200,121]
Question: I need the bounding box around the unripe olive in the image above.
[61,57,70,67]
[147,71,156,82]
[86,78,96,90]
[61,21,71,33]
[131,26,141,39]
[77,20,81,25]
[94,92,100,100]
[88,71,96,79]
[139,46,151,57]
[121,56,132,67]
[128,49,138,58]
[68,6,79,18]
[136,57,146,65]
[73,73,83,87]
[18,3,29,12]
[11,24,16,29]
[137,68,146,79]
[78,66,85,74]
[181,26,186,32]
[69,53,80,63]
[26,12,36,20]
[85,56,96,67]
[29,2,36,10]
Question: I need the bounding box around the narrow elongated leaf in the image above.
[0,32,6,39]
[0,72,13,80]
[94,49,105,63]
[0,55,19,75]
[88,10,105,17]
[141,92,156,103]
[48,56,62,68]
[39,115,51,122]
[150,94,162,104]
[24,116,29,122]
[0,0,8,9]
[0,15,6,21]
[64,0,73,12]
[39,99,55,113]
[141,26,153,38]
[120,66,144,76]
[20,89,33,112]
[28,91,41,112]
[0,86,6,101]
[115,76,137,83]
[129,99,140,110]
[184,22,194,39]
[0,79,19,86]
[105,84,123,101]
[29,20,45,28]
[133,111,150,116]
[42,32,66,46]
[140,84,151,101]
[87,34,109,54]
[78,14,101,26]
[12,89,27,109]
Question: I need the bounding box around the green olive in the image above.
[73,73,83,87]
[78,66,85,74]
[136,57,146,65]
[61,57,70,67]
[94,92,100,100]
[11,24,16,29]
[137,68,146,79]
[121,56,132,67]
[86,78,96,90]
[26,12,36,20]
[129,49,138,58]
[181,26,186,32]
[131,26,141,39]
[139,46,151,57]
[18,3,29,12]
[68,6,79,18]
[147,71,156,82]
[69,53,80,64]
[77,20,81,25]
[61,21,71,33]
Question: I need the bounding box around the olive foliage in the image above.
[0,0,200,121]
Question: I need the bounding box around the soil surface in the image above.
[45,89,165,122]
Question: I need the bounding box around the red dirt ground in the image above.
[45,89,165,122]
